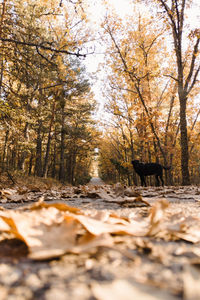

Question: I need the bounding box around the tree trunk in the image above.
[28,150,33,176]
[2,128,9,170]
[51,129,57,178]
[70,152,76,185]
[42,102,55,178]
[156,0,198,185]
[179,95,190,185]
[11,147,16,170]
[59,109,65,182]
[18,122,29,171]
[35,121,43,177]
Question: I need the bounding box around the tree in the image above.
[98,1,200,185]
[101,9,175,164]
[0,0,97,184]
[150,0,200,184]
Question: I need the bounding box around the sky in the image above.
[88,0,133,22]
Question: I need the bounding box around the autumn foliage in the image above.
[98,0,200,186]
[0,1,200,298]
[0,0,98,185]
[0,0,199,186]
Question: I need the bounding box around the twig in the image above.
[6,169,15,185]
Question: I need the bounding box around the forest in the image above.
[1,1,200,299]
[0,0,199,187]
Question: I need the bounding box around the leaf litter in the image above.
[1,183,200,299]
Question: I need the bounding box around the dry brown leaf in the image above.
[0,208,79,259]
[17,187,29,195]
[121,195,150,208]
[90,211,130,225]
[0,188,27,203]
[169,218,200,243]
[0,188,17,196]
[98,189,116,201]
[6,194,25,202]
[1,216,26,242]
[73,232,113,253]
[73,213,147,236]
[124,187,140,197]
[30,201,81,214]
[147,199,169,236]
[0,218,12,231]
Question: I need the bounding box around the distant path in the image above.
[88,177,105,185]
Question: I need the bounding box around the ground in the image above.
[0,176,200,299]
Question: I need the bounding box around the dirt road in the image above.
[87,177,105,185]
[0,184,200,299]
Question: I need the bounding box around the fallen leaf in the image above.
[121,196,150,208]
[0,208,79,260]
[30,201,81,214]
[147,199,169,236]
[73,213,147,236]
[7,194,25,202]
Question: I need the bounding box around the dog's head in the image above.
[131,160,139,165]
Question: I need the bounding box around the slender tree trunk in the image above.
[0,0,6,96]
[28,150,33,176]
[42,102,55,178]
[51,129,57,178]
[66,153,71,183]
[70,152,76,185]
[129,131,137,185]
[42,132,52,178]
[11,146,16,170]
[35,120,43,177]
[59,108,65,182]
[18,122,29,171]
[179,95,190,185]
[2,128,9,170]
[120,127,131,185]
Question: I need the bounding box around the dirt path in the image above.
[87,176,105,185]
[1,185,200,299]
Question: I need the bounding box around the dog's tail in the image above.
[163,166,171,170]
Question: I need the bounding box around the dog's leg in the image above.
[140,175,146,186]
[155,175,160,186]
[160,175,164,186]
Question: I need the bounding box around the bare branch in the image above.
[0,38,87,57]
[105,25,128,71]
[187,65,200,95]
[184,38,200,93]
[110,84,137,95]
[159,0,178,38]
[180,0,186,31]
[164,74,179,82]
[36,46,56,65]
[146,32,163,55]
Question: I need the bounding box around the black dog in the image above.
[132,160,170,186]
